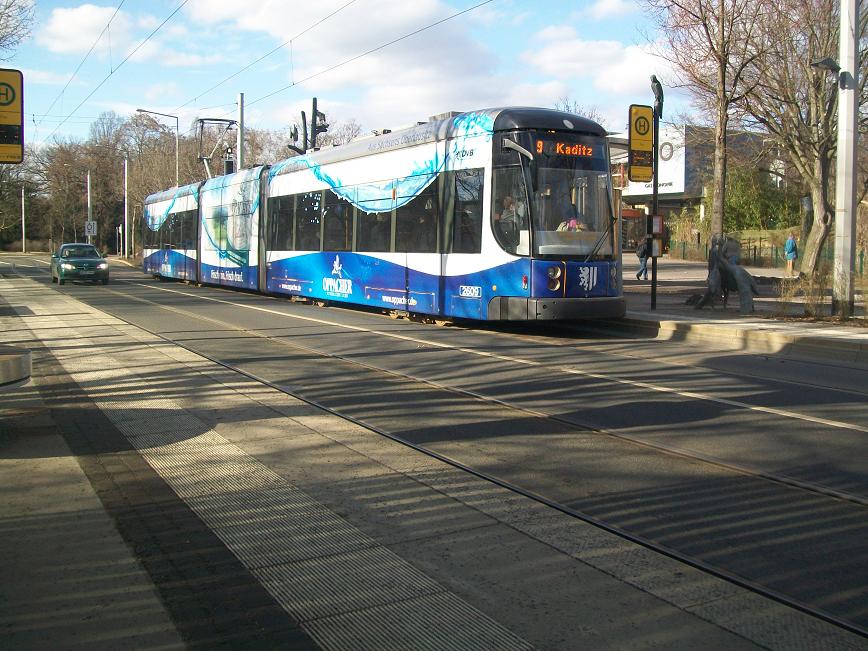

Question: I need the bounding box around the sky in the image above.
[15,0,689,151]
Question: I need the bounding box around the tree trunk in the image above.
[801,158,833,275]
[710,104,728,238]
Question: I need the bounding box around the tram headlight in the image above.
[547,266,562,279]
[547,278,561,291]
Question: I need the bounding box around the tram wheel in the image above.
[315,300,328,308]
[433,319,451,327]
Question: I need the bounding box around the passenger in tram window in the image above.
[370,214,390,251]
[499,195,516,223]
[494,195,520,250]
[416,211,436,252]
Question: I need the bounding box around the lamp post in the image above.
[137,108,180,187]
[86,169,93,245]
[811,0,859,318]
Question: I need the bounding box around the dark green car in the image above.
[51,244,110,285]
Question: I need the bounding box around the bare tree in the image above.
[0,0,33,59]
[642,0,765,239]
[737,0,868,275]
[553,96,607,127]
[316,117,363,148]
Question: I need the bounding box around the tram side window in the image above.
[323,190,354,252]
[144,215,158,248]
[178,209,197,249]
[357,182,395,252]
[357,211,391,252]
[295,191,322,251]
[268,196,294,250]
[396,180,438,253]
[164,214,176,248]
[491,167,529,255]
[451,169,483,254]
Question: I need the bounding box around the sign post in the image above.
[0,69,23,165]
[650,75,665,310]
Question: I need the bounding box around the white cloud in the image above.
[587,0,635,19]
[161,51,225,67]
[36,4,133,55]
[502,80,570,108]
[522,27,670,96]
[21,68,72,86]
[145,82,181,102]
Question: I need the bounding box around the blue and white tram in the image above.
[143,107,625,321]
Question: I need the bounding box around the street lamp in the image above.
[137,108,180,187]
[810,0,859,317]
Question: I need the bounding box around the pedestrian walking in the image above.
[636,236,650,280]
[784,232,798,276]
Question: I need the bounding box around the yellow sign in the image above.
[0,68,23,164]
[628,104,653,182]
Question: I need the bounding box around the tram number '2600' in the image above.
[459,285,482,298]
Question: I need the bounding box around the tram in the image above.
[143,107,625,321]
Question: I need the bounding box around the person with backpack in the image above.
[636,236,651,280]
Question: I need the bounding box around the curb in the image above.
[602,312,868,368]
[0,345,31,388]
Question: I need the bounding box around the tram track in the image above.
[111,276,868,500]
[62,276,868,640]
[8,265,868,638]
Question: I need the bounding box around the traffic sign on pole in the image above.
[85,220,97,237]
[0,68,23,164]
[628,104,653,182]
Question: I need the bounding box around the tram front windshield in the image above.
[492,132,613,258]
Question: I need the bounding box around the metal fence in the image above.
[668,239,866,275]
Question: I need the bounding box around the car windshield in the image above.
[62,246,100,258]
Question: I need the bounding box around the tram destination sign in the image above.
[535,137,596,158]
[0,68,23,164]
[628,104,653,182]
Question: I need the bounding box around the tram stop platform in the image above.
[2,273,867,650]
[617,257,868,369]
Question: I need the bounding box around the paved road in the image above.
[3,253,868,646]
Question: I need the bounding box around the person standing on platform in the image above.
[636,236,651,280]
[784,232,798,276]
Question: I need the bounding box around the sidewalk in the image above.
[3,276,863,650]
[618,256,868,367]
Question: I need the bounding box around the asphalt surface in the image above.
[2,252,868,649]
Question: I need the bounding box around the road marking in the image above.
[132,282,868,435]
[29,258,50,265]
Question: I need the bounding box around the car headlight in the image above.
[61,263,75,270]
[97,262,108,269]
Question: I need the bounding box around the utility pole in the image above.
[86,170,93,245]
[237,92,245,170]
[832,0,859,317]
[124,158,129,258]
[20,185,25,253]
[650,75,664,311]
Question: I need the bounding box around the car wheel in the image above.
[58,278,65,285]
[51,275,57,283]
[102,278,109,285]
